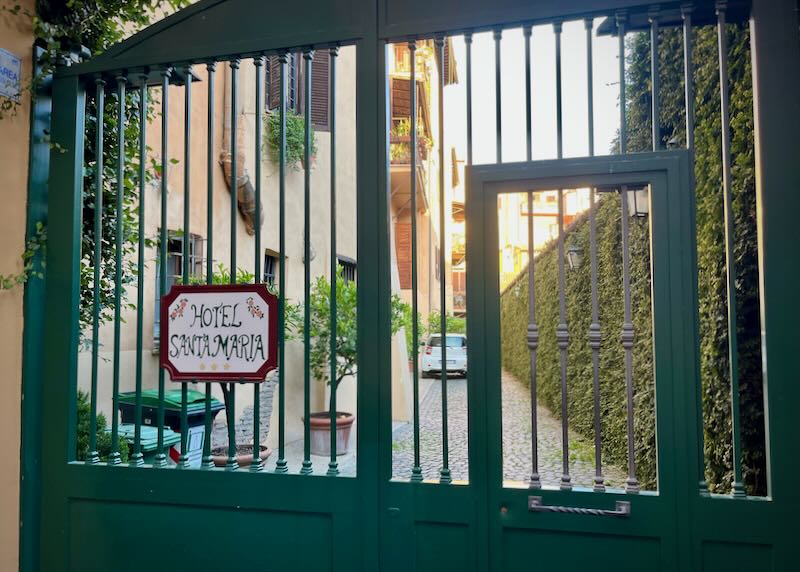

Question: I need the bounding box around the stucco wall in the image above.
[0,1,34,569]
[75,45,412,458]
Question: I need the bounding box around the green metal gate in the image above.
[28,0,799,570]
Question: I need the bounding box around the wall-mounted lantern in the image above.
[566,242,583,271]
[625,186,650,219]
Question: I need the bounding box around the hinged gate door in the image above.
[466,152,697,570]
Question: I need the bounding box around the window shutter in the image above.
[310,49,330,130]
[267,56,281,110]
[391,77,411,119]
[395,222,412,289]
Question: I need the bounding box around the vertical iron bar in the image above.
[524,25,532,161]
[527,191,540,489]
[555,24,570,490]
[682,4,694,152]
[586,16,604,492]
[617,11,628,154]
[108,75,126,466]
[177,67,192,470]
[556,189,571,490]
[650,7,661,150]
[275,52,289,474]
[554,21,563,160]
[716,1,745,498]
[131,73,148,467]
[620,187,639,493]
[252,55,265,473]
[465,32,473,166]
[585,17,595,157]
[409,40,423,482]
[202,61,216,469]
[300,48,314,476]
[682,2,706,493]
[589,188,604,491]
[328,47,340,476]
[226,58,241,472]
[435,35,451,484]
[154,67,172,468]
[88,76,104,466]
[494,29,502,163]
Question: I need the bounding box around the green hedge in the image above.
[500,196,656,488]
[500,23,765,495]
[626,25,765,495]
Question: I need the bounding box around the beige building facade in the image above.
[0,1,35,569]
[75,45,414,459]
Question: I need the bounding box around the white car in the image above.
[420,334,467,378]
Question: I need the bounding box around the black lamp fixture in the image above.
[625,185,650,219]
[566,241,583,270]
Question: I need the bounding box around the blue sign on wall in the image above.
[0,48,22,102]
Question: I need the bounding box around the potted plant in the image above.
[195,264,301,467]
[264,110,317,171]
[76,389,130,463]
[305,269,407,456]
[389,117,432,164]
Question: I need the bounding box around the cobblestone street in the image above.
[392,370,627,487]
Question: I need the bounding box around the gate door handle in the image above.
[527,496,631,518]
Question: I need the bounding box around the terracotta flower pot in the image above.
[211,444,271,468]
[305,411,355,457]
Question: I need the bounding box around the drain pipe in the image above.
[220,63,262,235]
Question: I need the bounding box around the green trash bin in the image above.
[116,424,180,465]
[118,389,224,467]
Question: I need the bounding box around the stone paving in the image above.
[392,371,627,487]
[209,370,626,486]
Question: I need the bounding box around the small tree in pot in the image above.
[196,264,301,467]
[306,269,407,456]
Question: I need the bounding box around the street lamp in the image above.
[625,186,650,219]
[566,242,583,270]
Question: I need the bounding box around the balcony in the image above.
[389,135,429,217]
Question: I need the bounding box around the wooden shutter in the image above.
[267,56,281,110]
[392,77,411,119]
[310,49,330,130]
[395,222,412,289]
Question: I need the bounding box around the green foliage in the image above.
[623,26,765,495]
[191,262,255,286]
[401,305,424,354]
[1,1,189,340]
[264,110,317,170]
[425,311,466,336]
[508,24,764,495]
[76,389,129,463]
[500,196,657,489]
[0,221,46,289]
[305,269,408,411]
[389,117,431,163]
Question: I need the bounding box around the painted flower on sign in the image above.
[246,296,264,319]
[170,298,189,321]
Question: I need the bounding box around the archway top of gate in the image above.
[61,0,715,79]
[60,0,368,78]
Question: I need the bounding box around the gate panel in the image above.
[468,154,689,571]
[42,2,377,565]
[35,1,797,570]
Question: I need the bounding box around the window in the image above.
[267,50,330,130]
[264,250,278,286]
[337,255,356,283]
[153,232,204,345]
[429,335,466,348]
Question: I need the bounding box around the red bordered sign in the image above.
[160,284,278,382]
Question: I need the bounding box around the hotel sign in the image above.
[160,284,278,381]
